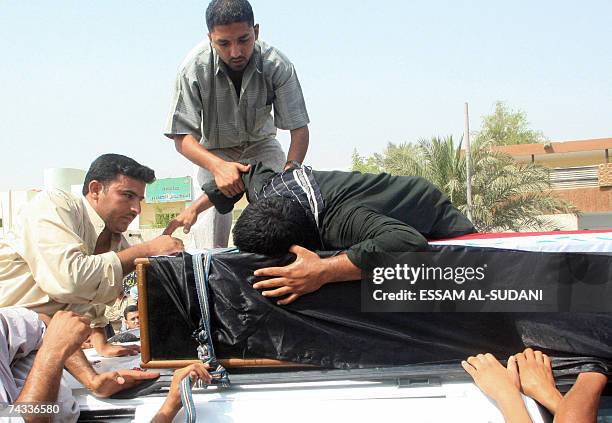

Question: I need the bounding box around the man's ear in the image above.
[253,23,259,40]
[88,180,104,199]
[208,32,212,43]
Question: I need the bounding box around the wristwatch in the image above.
[285,160,302,170]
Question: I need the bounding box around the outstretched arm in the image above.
[19,191,183,309]
[90,327,140,358]
[117,236,184,274]
[151,363,212,423]
[164,193,214,236]
[63,347,160,398]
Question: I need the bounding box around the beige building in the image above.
[495,137,612,230]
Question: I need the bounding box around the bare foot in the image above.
[462,354,521,402]
[515,348,563,415]
[507,355,521,390]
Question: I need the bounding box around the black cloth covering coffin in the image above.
[146,250,612,376]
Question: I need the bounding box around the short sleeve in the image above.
[164,69,203,140]
[268,55,310,130]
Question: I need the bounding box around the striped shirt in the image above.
[254,166,324,226]
[203,162,324,226]
[164,39,309,150]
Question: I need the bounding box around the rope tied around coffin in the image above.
[180,250,232,423]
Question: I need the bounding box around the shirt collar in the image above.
[84,197,123,249]
[84,197,106,238]
[213,40,263,76]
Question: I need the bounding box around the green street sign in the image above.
[145,176,192,203]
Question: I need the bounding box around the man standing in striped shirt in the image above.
[165,0,310,249]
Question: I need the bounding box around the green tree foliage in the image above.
[474,101,545,146]
[351,149,382,174]
[351,136,575,232]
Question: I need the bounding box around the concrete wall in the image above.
[44,168,85,192]
[514,214,578,232]
[543,213,578,230]
[578,212,612,230]
[0,190,39,235]
[553,187,612,213]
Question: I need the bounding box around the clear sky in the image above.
[1,0,611,190]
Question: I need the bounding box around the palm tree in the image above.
[353,136,575,232]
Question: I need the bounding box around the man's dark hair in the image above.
[233,196,320,255]
[124,304,138,320]
[82,154,155,196]
[206,0,254,31]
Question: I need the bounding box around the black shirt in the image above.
[203,162,475,269]
[225,66,243,98]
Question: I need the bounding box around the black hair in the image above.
[124,304,138,320]
[233,196,320,255]
[206,0,254,31]
[82,154,155,196]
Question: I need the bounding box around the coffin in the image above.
[136,232,612,376]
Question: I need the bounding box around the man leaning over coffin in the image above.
[0,154,184,357]
[164,161,475,305]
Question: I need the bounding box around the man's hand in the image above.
[145,235,184,256]
[166,363,212,411]
[81,338,94,350]
[118,235,184,274]
[90,327,140,358]
[163,193,213,236]
[42,311,92,360]
[212,161,250,197]
[253,245,326,305]
[151,363,212,423]
[173,135,248,197]
[164,207,198,236]
[88,369,160,398]
[98,343,141,357]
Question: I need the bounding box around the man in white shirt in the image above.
[0,154,184,357]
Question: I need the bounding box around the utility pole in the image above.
[464,103,473,221]
[8,190,12,232]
